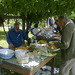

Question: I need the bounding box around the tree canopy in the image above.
[0,0,75,22]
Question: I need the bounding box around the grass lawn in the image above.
[0,27,8,48]
[0,27,60,75]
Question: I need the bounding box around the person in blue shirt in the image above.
[49,17,54,26]
[7,22,29,49]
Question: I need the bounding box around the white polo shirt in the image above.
[32,28,41,36]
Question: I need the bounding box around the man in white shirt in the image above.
[32,24,41,36]
[32,24,42,40]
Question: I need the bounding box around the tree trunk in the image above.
[3,24,7,36]
[25,21,32,35]
[22,15,25,32]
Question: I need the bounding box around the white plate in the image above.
[48,48,60,52]
[54,37,61,41]
[33,50,57,57]
[41,53,57,56]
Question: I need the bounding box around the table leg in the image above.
[0,68,3,75]
[51,57,55,75]
[0,68,1,75]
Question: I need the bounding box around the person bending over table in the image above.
[55,15,75,75]
[7,22,30,49]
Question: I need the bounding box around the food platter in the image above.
[43,52,57,56]
[53,37,61,41]
[33,49,57,56]
[47,42,60,52]
[48,48,60,52]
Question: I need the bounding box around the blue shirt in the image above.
[49,18,53,26]
[7,29,28,47]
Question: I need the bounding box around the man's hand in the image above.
[0,46,3,49]
[9,43,14,49]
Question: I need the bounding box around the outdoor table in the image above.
[0,55,56,75]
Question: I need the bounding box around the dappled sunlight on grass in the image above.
[0,27,8,48]
[28,32,34,38]
[0,40,8,48]
[0,27,9,31]
[0,35,7,40]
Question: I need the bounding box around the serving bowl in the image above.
[0,49,14,59]
[15,49,28,58]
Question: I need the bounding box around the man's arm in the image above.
[7,31,14,49]
[56,27,72,49]
[7,32,12,44]
[32,28,41,36]
[21,31,31,45]
[35,30,41,36]
[21,30,28,41]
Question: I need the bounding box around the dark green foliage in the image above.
[0,0,75,23]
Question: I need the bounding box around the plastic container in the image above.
[17,55,29,64]
[15,49,28,58]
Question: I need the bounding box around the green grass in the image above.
[0,27,8,48]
